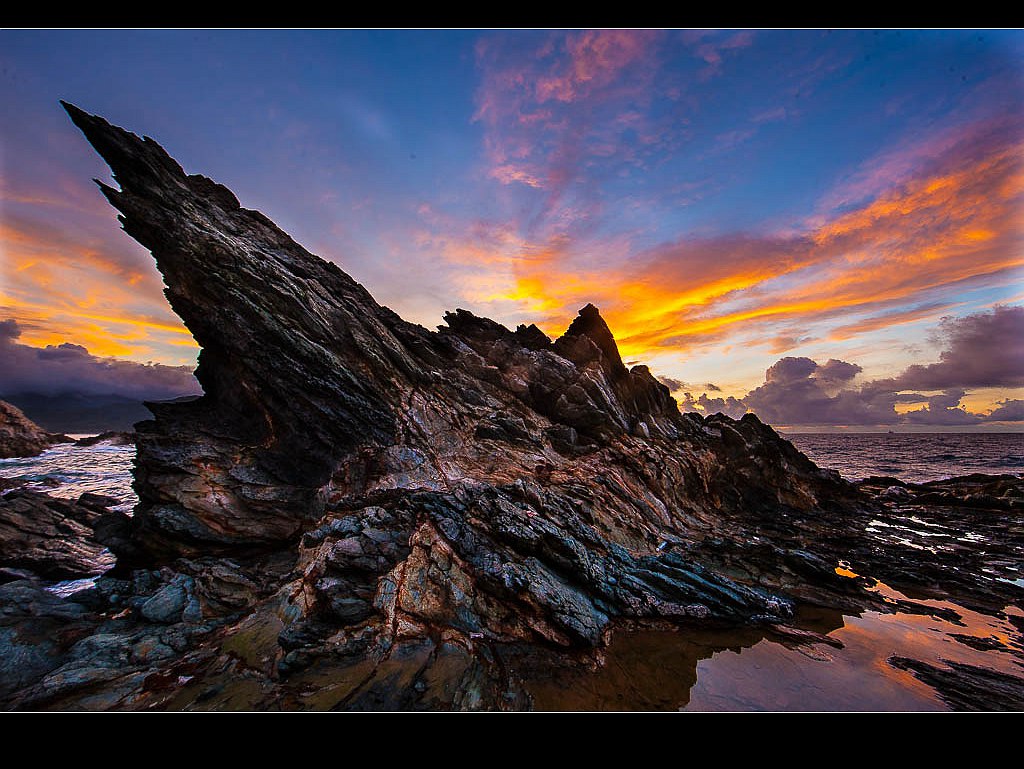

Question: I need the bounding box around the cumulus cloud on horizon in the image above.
[0,319,201,401]
[678,392,748,420]
[887,305,1024,390]
[676,306,1024,426]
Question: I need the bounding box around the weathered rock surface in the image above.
[0,490,116,580]
[59,102,866,623]
[75,431,134,448]
[0,103,1017,711]
[888,656,1024,711]
[0,399,70,458]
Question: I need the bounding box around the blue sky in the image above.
[1,29,1022,429]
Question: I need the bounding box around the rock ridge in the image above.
[0,103,1013,710]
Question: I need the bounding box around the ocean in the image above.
[0,436,136,511]
[784,432,1023,484]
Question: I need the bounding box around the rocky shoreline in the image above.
[0,103,1019,710]
[0,400,70,460]
[1,470,1020,710]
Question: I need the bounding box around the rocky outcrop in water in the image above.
[854,474,1024,614]
[0,490,117,581]
[75,431,134,448]
[888,656,1024,711]
[0,400,69,459]
[0,104,1018,711]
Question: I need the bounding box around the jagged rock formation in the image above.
[0,104,1017,711]
[0,400,69,458]
[61,102,857,622]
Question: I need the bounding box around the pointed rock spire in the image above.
[554,303,627,375]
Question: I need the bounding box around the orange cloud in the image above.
[447,119,1023,362]
[489,164,545,189]
[1,208,197,365]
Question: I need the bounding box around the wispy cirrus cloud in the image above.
[0,193,197,363]
[472,29,674,235]
[827,301,965,342]
[453,115,1023,364]
[680,29,755,81]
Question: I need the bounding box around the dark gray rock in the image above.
[140,577,191,624]
[0,490,114,579]
[75,431,134,448]
[0,580,94,699]
[77,493,122,513]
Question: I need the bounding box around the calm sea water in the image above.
[784,432,1023,484]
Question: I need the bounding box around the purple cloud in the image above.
[0,319,201,400]
[678,392,748,420]
[743,360,899,426]
[764,356,818,384]
[902,389,983,426]
[889,305,1024,390]
[986,399,1024,422]
[656,375,686,392]
[815,359,862,386]
[712,308,1024,427]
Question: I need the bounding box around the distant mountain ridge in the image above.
[0,393,155,433]
[0,399,70,457]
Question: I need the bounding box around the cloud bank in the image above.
[0,319,201,400]
[676,306,1024,426]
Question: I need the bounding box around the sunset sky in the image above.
[1,29,1022,430]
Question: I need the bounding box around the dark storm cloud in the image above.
[0,319,201,400]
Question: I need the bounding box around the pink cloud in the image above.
[534,29,659,104]
[685,30,755,80]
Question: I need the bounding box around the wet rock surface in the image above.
[0,104,1017,711]
[853,475,1024,614]
[888,656,1024,711]
[75,431,134,448]
[0,399,70,459]
[0,490,115,580]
